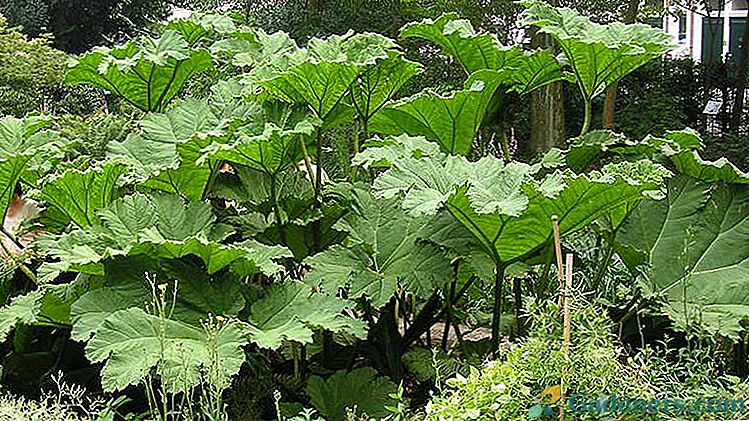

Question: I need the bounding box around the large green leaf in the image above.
[35,193,291,281]
[38,163,127,228]
[70,257,246,342]
[109,84,259,200]
[305,189,451,305]
[228,28,299,71]
[618,176,749,338]
[520,1,675,101]
[349,51,422,122]
[566,129,703,172]
[401,12,562,95]
[401,13,512,74]
[165,11,238,47]
[259,60,361,121]
[445,174,653,264]
[255,32,396,121]
[369,147,658,265]
[369,70,504,156]
[0,116,75,184]
[0,116,80,225]
[352,135,442,169]
[66,30,213,112]
[86,307,246,392]
[0,290,43,341]
[671,151,749,185]
[306,368,396,421]
[246,280,365,349]
[198,117,318,176]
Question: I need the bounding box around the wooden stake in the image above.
[551,215,564,306]
[560,253,574,421]
[563,253,573,353]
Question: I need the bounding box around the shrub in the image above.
[424,294,749,420]
[424,294,651,420]
[0,14,100,116]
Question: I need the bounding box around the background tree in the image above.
[0,0,170,52]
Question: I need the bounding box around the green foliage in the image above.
[0,5,730,421]
[36,192,290,280]
[613,59,702,140]
[57,113,133,161]
[65,29,214,112]
[109,82,258,200]
[0,0,171,53]
[199,113,319,176]
[425,295,749,421]
[247,280,365,349]
[619,175,749,338]
[520,1,676,134]
[369,70,506,155]
[0,17,66,90]
[306,368,397,421]
[362,139,659,265]
[87,307,246,392]
[520,1,675,101]
[0,15,99,116]
[0,290,43,341]
[401,12,563,94]
[425,296,650,420]
[305,188,452,305]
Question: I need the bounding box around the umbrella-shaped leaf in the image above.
[39,163,127,228]
[370,146,657,265]
[306,368,397,421]
[369,70,504,156]
[0,116,77,184]
[401,12,563,95]
[618,176,749,338]
[198,118,318,176]
[349,51,422,121]
[35,193,291,281]
[86,307,246,392]
[520,1,675,101]
[305,190,451,304]
[247,280,365,349]
[401,13,517,74]
[109,84,259,200]
[352,135,443,169]
[0,289,44,341]
[66,30,213,112]
[256,32,396,121]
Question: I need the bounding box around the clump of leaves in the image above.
[306,368,397,421]
[424,294,651,420]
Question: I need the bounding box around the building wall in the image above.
[665,0,749,62]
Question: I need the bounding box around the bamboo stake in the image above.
[560,253,574,421]
[551,215,564,307]
[551,215,566,419]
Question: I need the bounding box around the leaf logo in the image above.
[528,385,561,419]
[542,385,561,404]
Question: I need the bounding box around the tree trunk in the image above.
[528,31,566,154]
[730,7,749,133]
[602,0,641,130]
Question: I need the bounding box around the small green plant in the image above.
[424,293,653,420]
[140,274,234,421]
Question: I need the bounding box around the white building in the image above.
[663,0,749,62]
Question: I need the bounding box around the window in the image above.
[709,0,725,11]
[679,15,688,42]
[734,0,749,10]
